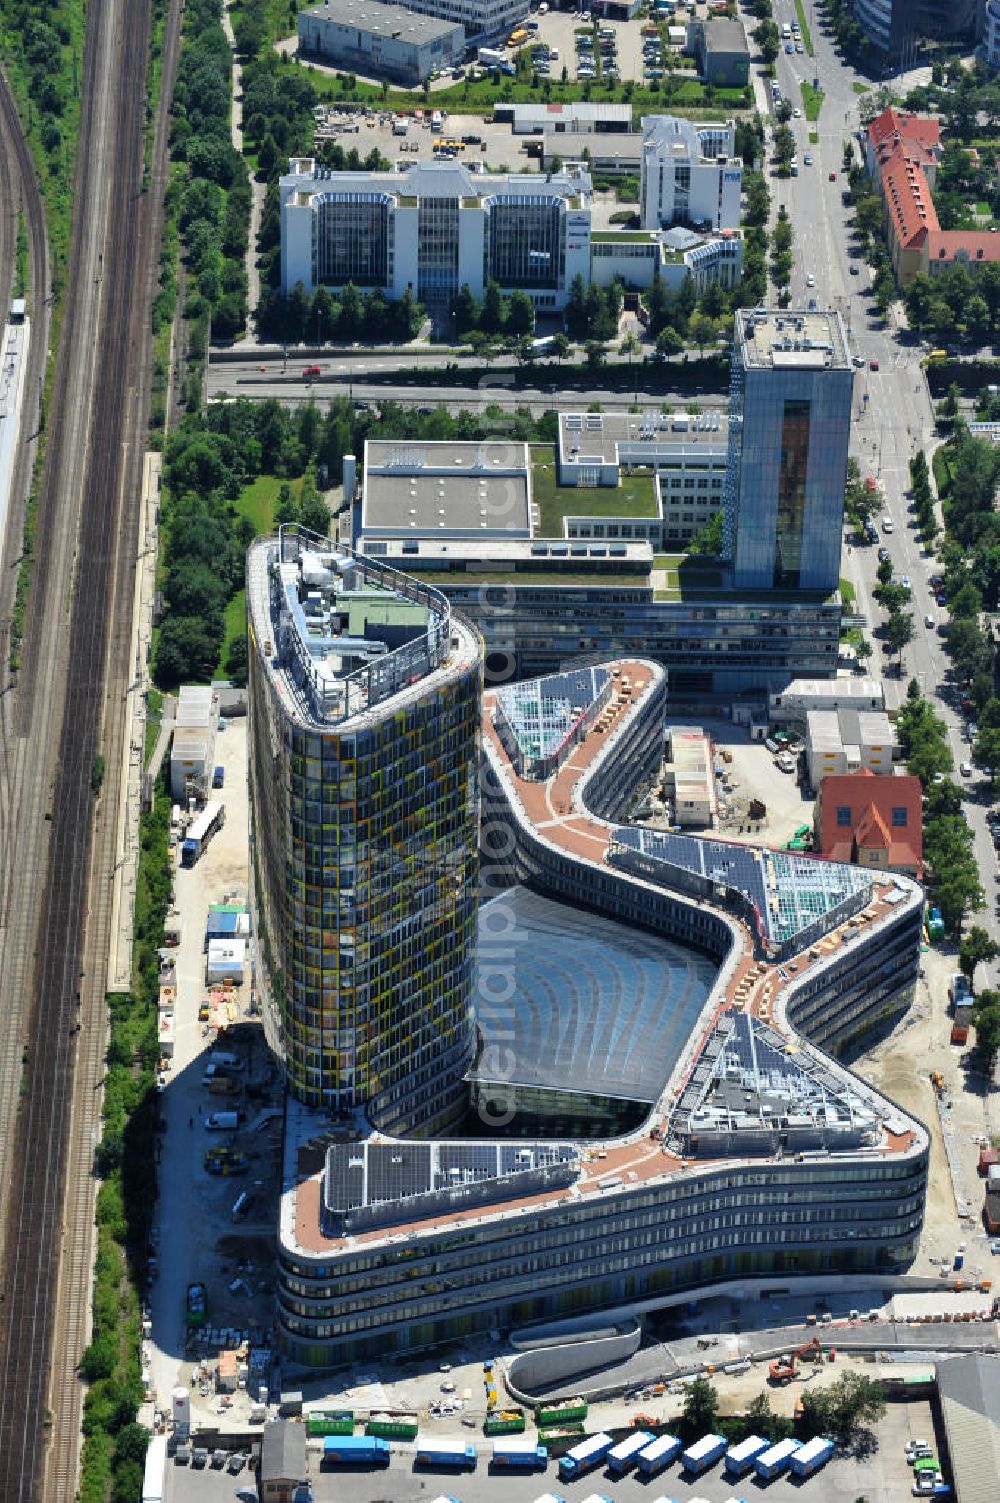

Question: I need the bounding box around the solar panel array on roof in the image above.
[609,827,873,951]
[321,1135,581,1237]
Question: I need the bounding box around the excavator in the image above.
[768,1336,822,1384]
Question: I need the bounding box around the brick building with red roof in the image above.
[865,108,1000,286]
[814,768,923,878]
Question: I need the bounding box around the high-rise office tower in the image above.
[851,0,976,71]
[247,526,482,1135]
[723,308,854,594]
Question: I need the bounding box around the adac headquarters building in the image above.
[247,526,482,1136]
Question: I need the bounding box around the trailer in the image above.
[680,1433,727,1474]
[637,1432,682,1476]
[367,1414,419,1440]
[789,1436,834,1478]
[492,1438,548,1469]
[537,1398,588,1426]
[415,1439,477,1468]
[607,1430,654,1474]
[755,1437,801,1480]
[724,1434,769,1476]
[478,46,506,67]
[558,1433,614,1480]
[322,1435,390,1466]
[142,1435,168,1503]
[306,1410,354,1436]
[181,800,224,866]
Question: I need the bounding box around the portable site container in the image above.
[724,1434,769,1475]
[415,1439,477,1468]
[322,1435,390,1466]
[637,1432,681,1476]
[755,1438,801,1479]
[607,1431,654,1474]
[558,1433,614,1480]
[789,1436,834,1477]
[492,1437,547,1468]
[680,1433,727,1474]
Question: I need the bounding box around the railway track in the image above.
[0,0,182,1493]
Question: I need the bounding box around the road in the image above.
[756,2,1000,958]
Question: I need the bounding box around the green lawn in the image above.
[976,200,993,217]
[839,576,856,608]
[853,82,869,95]
[794,0,814,56]
[216,589,246,682]
[306,67,750,118]
[531,446,657,537]
[407,568,647,588]
[143,686,164,770]
[233,475,292,534]
[801,82,824,121]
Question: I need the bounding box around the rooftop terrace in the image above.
[247,525,476,728]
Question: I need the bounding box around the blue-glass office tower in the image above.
[724,309,855,594]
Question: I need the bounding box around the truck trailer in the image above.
[607,1430,654,1474]
[755,1438,801,1480]
[322,1435,390,1466]
[724,1434,769,1476]
[558,1433,614,1480]
[789,1436,834,1477]
[637,1432,681,1476]
[492,1438,547,1469]
[142,1435,168,1503]
[415,1439,477,1468]
[681,1433,727,1474]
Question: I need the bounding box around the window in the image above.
[836,806,852,827]
[891,807,908,827]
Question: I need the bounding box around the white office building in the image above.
[639,115,743,232]
[280,157,592,309]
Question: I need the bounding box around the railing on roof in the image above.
[274,524,454,725]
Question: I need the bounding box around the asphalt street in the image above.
[761,2,1000,959]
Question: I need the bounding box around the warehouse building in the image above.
[688,17,751,88]
[299,1,465,86]
[770,676,886,728]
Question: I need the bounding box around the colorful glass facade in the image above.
[247,530,483,1134]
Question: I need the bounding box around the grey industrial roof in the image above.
[470,886,716,1103]
[260,1420,306,1482]
[936,1354,1000,1503]
[736,308,852,371]
[362,441,531,537]
[701,17,750,54]
[302,0,461,44]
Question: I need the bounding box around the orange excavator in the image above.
[768,1337,822,1384]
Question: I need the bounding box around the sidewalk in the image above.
[221,4,262,320]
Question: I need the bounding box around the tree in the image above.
[688,312,718,356]
[481,279,505,335]
[800,1371,886,1443]
[756,19,780,63]
[584,340,606,371]
[681,1377,719,1438]
[507,289,535,337]
[655,325,683,359]
[960,927,999,983]
[744,1390,792,1443]
[974,1001,1000,1071]
[886,609,915,668]
[619,330,641,397]
[688,510,724,556]
[550,332,570,364]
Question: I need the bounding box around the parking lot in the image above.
[161,1393,940,1503]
